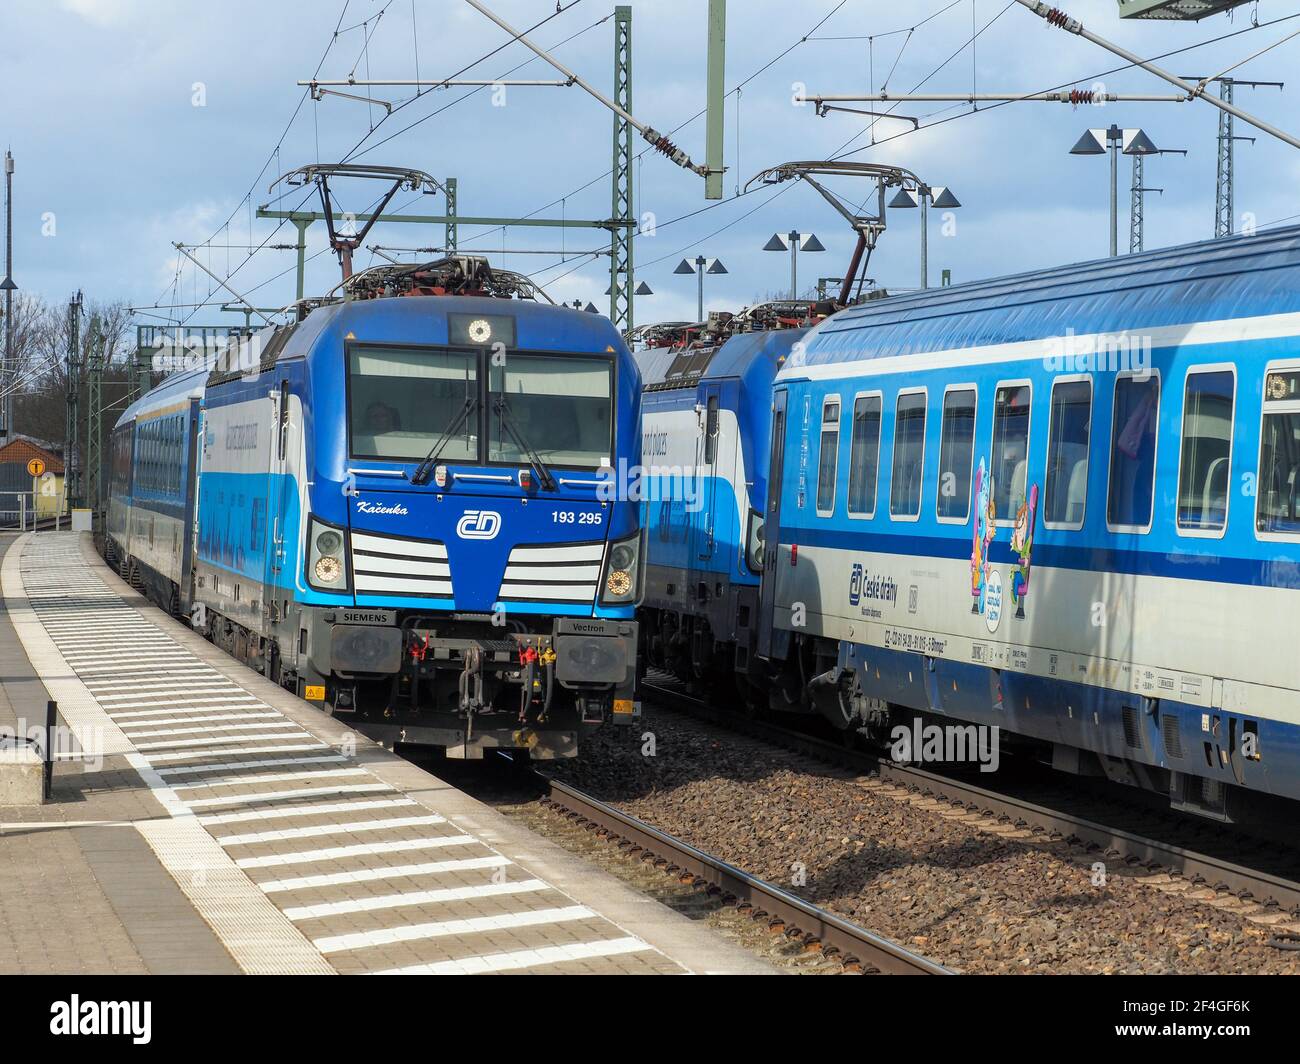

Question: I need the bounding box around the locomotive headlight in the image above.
[314,555,343,583]
[467,318,493,344]
[745,509,765,574]
[601,532,642,605]
[609,543,636,572]
[306,516,349,592]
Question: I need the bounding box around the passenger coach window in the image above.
[1044,379,1092,529]
[816,398,840,514]
[847,395,881,517]
[991,384,1030,524]
[1257,367,1300,536]
[1108,372,1160,531]
[1177,369,1234,533]
[890,391,926,519]
[937,388,976,522]
[349,346,478,462]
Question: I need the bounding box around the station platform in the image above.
[0,532,773,975]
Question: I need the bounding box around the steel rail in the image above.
[537,772,952,975]
[642,680,1300,915]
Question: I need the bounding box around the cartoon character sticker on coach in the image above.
[1010,483,1038,618]
[970,458,996,615]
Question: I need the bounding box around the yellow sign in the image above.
[303,684,326,702]
[26,458,45,477]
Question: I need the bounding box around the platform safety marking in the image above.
[374,937,654,975]
[5,534,673,977]
[313,905,596,955]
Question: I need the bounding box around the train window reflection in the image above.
[349,346,478,462]
[1107,373,1160,531]
[991,384,1031,525]
[816,397,840,515]
[847,395,881,517]
[890,391,926,519]
[1044,379,1091,530]
[936,388,976,522]
[1257,385,1300,536]
[1177,370,1234,533]
[488,355,612,468]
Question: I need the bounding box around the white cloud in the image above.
[60,0,137,27]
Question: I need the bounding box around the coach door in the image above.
[266,379,294,592]
[757,389,788,659]
[178,398,201,617]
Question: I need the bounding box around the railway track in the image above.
[642,677,1300,921]
[536,771,952,974]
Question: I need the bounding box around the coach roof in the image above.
[794,223,1300,370]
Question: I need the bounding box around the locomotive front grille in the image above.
[497,542,604,605]
[351,531,452,597]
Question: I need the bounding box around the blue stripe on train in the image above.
[780,524,1300,590]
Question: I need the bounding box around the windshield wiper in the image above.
[492,396,556,491]
[411,396,478,485]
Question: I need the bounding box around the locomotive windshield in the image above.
[488,354,613,468]
[349,345,478,461]
[348,345,612,468]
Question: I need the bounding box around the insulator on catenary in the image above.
[1045,8,1071,28]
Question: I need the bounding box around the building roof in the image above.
[0,437,65,475]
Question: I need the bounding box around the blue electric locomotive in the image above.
[762,226,1300,819]
[635,303,826,701]
[107,256,643,758]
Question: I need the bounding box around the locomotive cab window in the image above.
[991,383,1031,526]
[349,345,478,462]
[1044,378,1092,530]
[703,395,720,465]
[816,397,841,515]
[1257,366,1300,537]
[488,354,612,468]
[890,390,927,520]
[1107,371,1161,533]
[1177,368,1235,535]
[847,393,882,518]
[937,387,976,523]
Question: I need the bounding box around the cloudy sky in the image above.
[4,0,1300,329]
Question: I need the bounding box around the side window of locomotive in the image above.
[1176,368,1234,534]
[847,394,882,518]
[1045,379,1092,530]
[816,397,841,516]
[890,391,927,520]
[1256,367,1300,537]
[1107,372,1161,532]
[991,383,1031,525]
[936,388,976,523]
[704,395,719,465]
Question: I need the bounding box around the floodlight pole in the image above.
[2,151,13,445]
[1110,137,1119,258]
